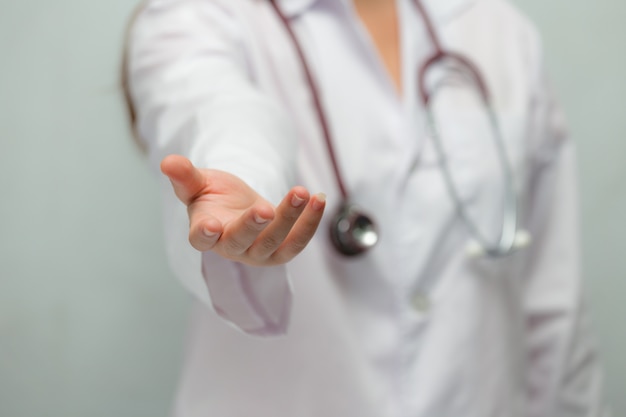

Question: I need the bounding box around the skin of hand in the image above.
[160,155,326,266]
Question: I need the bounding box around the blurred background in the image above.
[0,0,624,415]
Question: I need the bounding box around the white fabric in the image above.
[127,0,608,415]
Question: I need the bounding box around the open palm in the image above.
[161,155,326,266]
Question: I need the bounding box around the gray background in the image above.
[0,0,623,415]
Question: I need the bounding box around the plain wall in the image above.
[0,0,624,415]
[0,0,189,415]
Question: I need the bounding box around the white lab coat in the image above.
[127,0,607,415]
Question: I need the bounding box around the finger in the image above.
[216,203,275,257]
[270,193,326,264]
[160,155,207,205]
[247,186,310,260]
[188,211,224,252]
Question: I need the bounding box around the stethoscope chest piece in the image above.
[330,203,379,256]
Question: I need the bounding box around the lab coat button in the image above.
[411,293,431,313]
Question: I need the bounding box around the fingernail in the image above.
[254,213,270,224]
[312,193,326,211]
[203,229,218,238]
[291,194,306,208]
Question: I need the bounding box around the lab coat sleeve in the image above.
[126,0,296,336]
[521,67,608,415]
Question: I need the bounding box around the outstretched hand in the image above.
[160,155,326,266]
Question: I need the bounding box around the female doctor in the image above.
[125,0,607,415]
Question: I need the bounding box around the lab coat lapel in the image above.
[275,0,317,17]
[421,0,478,24]
[276,0,478,21]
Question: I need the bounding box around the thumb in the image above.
[160,155,207,205]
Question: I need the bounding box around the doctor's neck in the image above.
[352,0,402,94]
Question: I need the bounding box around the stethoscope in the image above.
[269,0,531,257]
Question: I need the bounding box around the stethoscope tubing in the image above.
[268,0,350,200]
[268,0,522,257]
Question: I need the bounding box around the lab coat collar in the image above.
[276,0,478,22]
